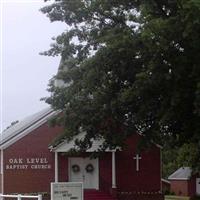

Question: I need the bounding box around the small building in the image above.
[161,178,171,194]
[168,167,200,197]
[0,108,164,200]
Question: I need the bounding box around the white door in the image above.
[196,178,200,195]
[69,157,99,189]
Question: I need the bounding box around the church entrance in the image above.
[68,157,99,189]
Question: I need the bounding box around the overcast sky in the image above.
[0,0,66,131]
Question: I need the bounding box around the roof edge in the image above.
[0,110,58,149]
[168,177,190,181]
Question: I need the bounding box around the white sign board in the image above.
[51,182,83,200]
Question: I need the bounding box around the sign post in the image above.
[51,182,83,200]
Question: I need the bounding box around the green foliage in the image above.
[177,143,199,173]
[162,143,199,178]
[41,0,200,168]
[162,146,179,178]
[165,196,190,200]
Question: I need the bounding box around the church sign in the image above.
[51,182,83,200]
[5,157,52,170]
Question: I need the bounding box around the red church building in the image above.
[0,107,163,200]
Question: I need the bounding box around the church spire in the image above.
[54,58,65,88]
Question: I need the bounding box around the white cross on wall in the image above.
[133,154,142,171]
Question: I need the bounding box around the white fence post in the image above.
[38,194,42,200]
[17,194,21,200]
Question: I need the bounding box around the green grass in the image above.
[165,195,190,200]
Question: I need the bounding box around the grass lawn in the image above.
[165,195,190,200]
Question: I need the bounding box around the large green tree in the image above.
[41,0,200,170]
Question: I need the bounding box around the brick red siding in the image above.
[188,176,197,197]
[98,134,162,200]
[0,174,2,193]
[171,180,189,196]
[116,134,161,192]
[117,193,164,200]
[0,150,1,193]
[171,176,199,198]
[0,150,1,172]
[58,154,68,182]
[3,123,62,194]
[99,153,112,193]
